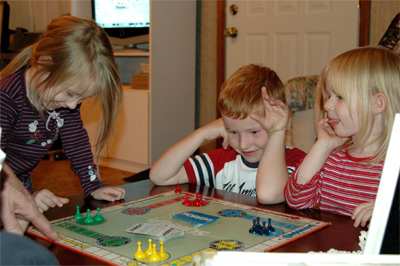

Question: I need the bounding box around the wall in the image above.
[370,1,400,45]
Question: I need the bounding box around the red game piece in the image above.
[175,183,182,193]
[192,192,201,206]
[199,194,207,206]
[182,193,192,206]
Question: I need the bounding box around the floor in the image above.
[30,157,135,198]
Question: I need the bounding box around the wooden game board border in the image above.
[27,190,331,266]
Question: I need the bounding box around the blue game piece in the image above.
[267,218,275,232]
[249,219,257,234]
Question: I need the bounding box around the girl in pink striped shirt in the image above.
[284,46,400,228]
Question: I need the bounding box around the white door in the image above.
[225,0,359,82]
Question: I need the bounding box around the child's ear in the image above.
[373,93,388,115]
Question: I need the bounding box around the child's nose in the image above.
[239,135,250,150]
[324,98,333,112]
[66,99,79,110]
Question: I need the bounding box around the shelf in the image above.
[114,49,150,57]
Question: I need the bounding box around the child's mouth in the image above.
[242,150,256,157]
[327,118,339,127]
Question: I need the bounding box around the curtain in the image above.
[8,0,71,33]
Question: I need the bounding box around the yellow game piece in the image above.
[159,241,168,260]
[134,241,146,261]
[145,239,153,256]
[148,244,161,262]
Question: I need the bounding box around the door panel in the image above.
[225,0,358,82]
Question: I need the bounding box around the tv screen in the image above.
[92,0,150,47]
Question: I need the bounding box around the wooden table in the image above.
[28,180,364,265]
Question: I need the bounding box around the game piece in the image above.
[260,221,270,236]
[174,183,182,193]
[83,209,94,225]
[199,194,207,206]
[73,206,83,220]
[192,192,201,206]
[94,207,105,223]
[267,218,275,232]
[145,238,153,256]
[182,193,192,206]
[148,244,161,262]
[249,218,257,234]
[159,241,168,260]
[134,241,146,261]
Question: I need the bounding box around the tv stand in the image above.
[113,47,149,57]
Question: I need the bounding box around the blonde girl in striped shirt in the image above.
[284,46,400,228]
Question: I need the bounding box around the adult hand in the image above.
[1,164,60,241]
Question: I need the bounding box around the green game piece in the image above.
[83,209,94,225]
[73,206,84,220]
[94,207,105,223]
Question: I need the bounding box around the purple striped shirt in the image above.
[0,69,105,197]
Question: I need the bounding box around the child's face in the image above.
[222,114,268,163]
[324,87,360,138]
[42,83,97,111]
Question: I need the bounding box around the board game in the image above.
[27,190,330,266]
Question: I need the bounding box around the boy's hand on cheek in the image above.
[201,118,229,144]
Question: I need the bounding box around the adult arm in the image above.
[1,163,60,241]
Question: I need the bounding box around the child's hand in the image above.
[250,86,289,134]
[91,186,126,202]
[33,189,70,212]
[200,118,229,149]
[316,118,348,151]
[352,201,375,227]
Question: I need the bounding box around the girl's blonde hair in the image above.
[320,46,400,162]
[218,64,285,119]
[0,16,123,163]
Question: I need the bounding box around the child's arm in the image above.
[150,118,228,186]
[33,189,69,212]
[352,201,374,227]
[295,118,348,185]
[91,186,126,202]
[250,87,290,204]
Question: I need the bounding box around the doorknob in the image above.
[224,27,238,38]
[229,4,238,15]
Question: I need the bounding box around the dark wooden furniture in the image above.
[28,180,363,265]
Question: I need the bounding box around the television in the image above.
[91,0,150,49]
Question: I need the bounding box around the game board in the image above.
[27,190,330,266]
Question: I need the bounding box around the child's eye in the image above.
[67,92,74,97]
[336,95,343,100]
[228,131,238,135]
[251,131,259,135]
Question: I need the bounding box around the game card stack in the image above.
[126,222,184,242]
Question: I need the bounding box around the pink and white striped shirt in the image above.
[284,149,383,216]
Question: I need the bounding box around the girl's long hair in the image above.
[0,16,123,164]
